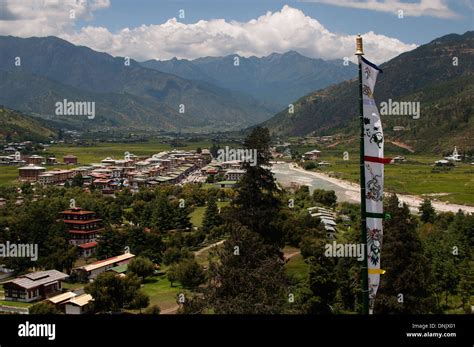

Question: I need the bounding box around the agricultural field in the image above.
[293,144,474,206]
[0,166,18,187]
[47,141,212,165]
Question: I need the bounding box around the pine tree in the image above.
[96,227,125,260]
[305,255,338,314]
[231,127,283,247]
[71,173,84,188]
[210,142,220,158]
[202,196,222,231]
[191,225,290,314]
[419,198,436,223]
[374,194,435,313]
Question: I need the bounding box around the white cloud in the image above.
[0,3,417,64]
[0,0,110,37]
[303,0,459,19]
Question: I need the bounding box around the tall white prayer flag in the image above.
[360,56,390,313]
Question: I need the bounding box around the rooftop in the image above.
[67,293,93,307]
[19,164,46,170]
[9,270,69,290]
[79,253,135,272]
[78,241,98,249]
[108,264,128,274]
[47,291,77,304]
[60,207,95,215]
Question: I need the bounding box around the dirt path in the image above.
[160,305,179,314]
[160,240,226,315]
[388,140,415,153]
[194,239,225,257]
[284,251,301,261]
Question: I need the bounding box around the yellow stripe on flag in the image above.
[368,269,386,275]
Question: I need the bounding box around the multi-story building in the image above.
[18,164,46,181]
[38,170,74,185]
[63,154,78,165]
[60,207,104,257]
[225,169,245,181]
[25,155,44,165]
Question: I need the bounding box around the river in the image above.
[271,162,358,203]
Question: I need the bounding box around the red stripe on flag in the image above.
[364,156,392,164]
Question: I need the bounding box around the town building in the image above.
[3,270,69,302]
[317,161,331,167]
[38,170,74,185]
[392,156,406,163]
[63,154,78,165]
[225,169,245,181]
[308,207,337,238]
[25,155,45,165]
[72,253,135,281]
[60,207,104,257]
[3,146,16,154]
[18,164,46,181]
[303,149,321,160]
[435,159,453,167]
[101,157,116,166]
[64,294,93,314]
[46,157,58,165]
[46,291,78,311]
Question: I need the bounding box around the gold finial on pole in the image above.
[355,34,364,55]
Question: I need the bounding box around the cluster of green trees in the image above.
[294,195,473,314]
[85,272,149,313]
[0,180,235,273]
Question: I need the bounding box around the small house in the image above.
[3,270,69,302]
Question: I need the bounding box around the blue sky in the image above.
[1,0,472,62]
[80,0,473,45]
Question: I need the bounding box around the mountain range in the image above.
[0,36,355,132]
[0,36,274,132]
[141,52,357,111]
[0,32,472,152]
[262,31,474,152]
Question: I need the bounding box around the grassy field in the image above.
[0,166,19,187]
[137,274,184,313]
[284,249,309,283]
[297,145,474,206]
[189,201,230,228]
[48,142,180,164]
[0,300,33,308]
[62,282,86,291]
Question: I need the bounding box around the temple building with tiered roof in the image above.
[60,207,103,257]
